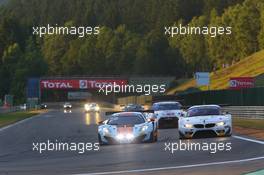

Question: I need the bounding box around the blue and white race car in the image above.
[98,111,158,145]
[178,105,232,139]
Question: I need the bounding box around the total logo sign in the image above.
[40,79,127,89]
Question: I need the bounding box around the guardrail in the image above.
[223,106,264,119]
[0,106,22,114]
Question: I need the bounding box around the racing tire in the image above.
[154,130,158,142]
[148,132,156,143]
[225,132,232,137]
[224,128,232,137]
[179,132,187,140]
[98,134,107,146]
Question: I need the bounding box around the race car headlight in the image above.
[116,133,134,140]
[84,104,90,110]
[126,133,134,140]
[102,128,110,134]
[117,134,125,140]
[141,125,149,132]
[216,121,225,126]
[95,106,100,111]
[184,124,193,128]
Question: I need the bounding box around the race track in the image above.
[0,107,263,175]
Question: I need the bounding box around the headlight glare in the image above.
[103,128,109,134]
[184,124,193,128]
[216,121,225,126]
[141,125,148,132]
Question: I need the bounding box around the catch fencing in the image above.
[223,106,264,119]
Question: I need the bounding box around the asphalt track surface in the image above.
[0,107,263,175]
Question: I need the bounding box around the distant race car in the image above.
[151,101,183,128]
[84,103,100,112]
[63,102,72,109]
[178,105,232,139]
[123,104,144,112]
[40,103,48,109]
[98,111,158,145]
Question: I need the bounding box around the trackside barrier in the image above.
[223,106,264,119]
[0,106,21,114]
[117,96,264,119]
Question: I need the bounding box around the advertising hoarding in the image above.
[40,79,128,89]
[195,72,210,86]
[229,77,255,89]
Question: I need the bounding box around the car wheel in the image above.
[148,132,155,143]
[154,131,158,142]
[225,132,232,137]
[179,132,186,140]
[98,134,106,146]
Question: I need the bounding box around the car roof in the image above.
[153,101,180,105]
[113,112,143,116]
[189,105,220,110]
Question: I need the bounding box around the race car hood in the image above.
[155,110,182,118]
[117,126,133,133]
[182,115,230,123]
[101,123,147,135]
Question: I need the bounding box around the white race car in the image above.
[151,101,183,128]
[84,103,100,112]
[98,111,158,145]
[178,105,232,139]
[63,102,72,113]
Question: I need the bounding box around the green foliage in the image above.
[0,0,261,102]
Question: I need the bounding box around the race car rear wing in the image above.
[105,110,154,116]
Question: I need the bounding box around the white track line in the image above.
[233,135,264,145]
[73,156,264,175]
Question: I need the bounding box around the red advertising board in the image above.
[40,79,128,89]
[229,77,255,89]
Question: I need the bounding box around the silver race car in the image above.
[152,101,183,128]
[98,111,158,145]
[178,105,232,139]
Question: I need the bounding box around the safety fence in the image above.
[223,106,264,119]
[175,87,264,106]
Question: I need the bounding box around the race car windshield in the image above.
[153,103,181,111]
[187,107,221,117]
[107,115,145,126]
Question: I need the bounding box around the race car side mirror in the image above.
[148,118,155,122]
[180,113,185,117]
[223,111,230,115]
[98,121,104,125]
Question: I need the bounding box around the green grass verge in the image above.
[167,49,264,94]
[0,111,41,128]
[233,118,264,130]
